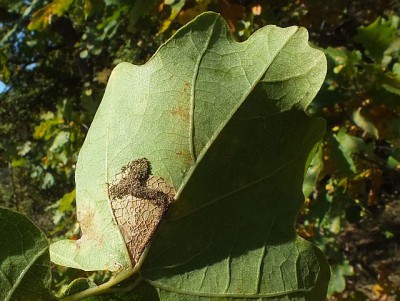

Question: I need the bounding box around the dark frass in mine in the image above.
[109,158,172,206]
[109,158,175,265]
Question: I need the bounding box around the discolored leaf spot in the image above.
[77,206,103,247]
[171,104,190,121]
[109,158,175,265]
[176,149,193,167]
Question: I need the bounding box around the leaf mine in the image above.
[109,158,175,265]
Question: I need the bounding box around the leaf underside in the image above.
[50,12,329,300]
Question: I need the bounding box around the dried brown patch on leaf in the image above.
[171,104,190,121]
[109,158,175,265]
[77,206,103,247]
[176,149,193,166]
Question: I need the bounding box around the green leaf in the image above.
[83,0,104,19]
[80,49,89,59]
[324,47,361,78]
[387,148,400,169]
[354,16,399,62]
[50,131,70,152]
[127,0,161,31]
[327,261,354,296]
[141,110,328,300]
[59,189,76,212]
[50,11,329,299]
[33,118,64,140]
[352,108,379,139]
[333,129,366,174]
[381,62,400,97]
[59,278,97,298]
[0,207,53,301]
[303,144,323,198]
[42,172,55,189]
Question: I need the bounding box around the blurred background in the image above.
[0,0,399,299]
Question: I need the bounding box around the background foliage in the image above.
[0,0,399,300]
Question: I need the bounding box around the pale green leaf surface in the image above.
[0,207,52,301]
[50,11,329,298]
[352,108,379,139]
[50,131,70,152]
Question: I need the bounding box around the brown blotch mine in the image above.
[171,104,190,121]
[176,149,193,166]
[109,158,175,266]
[77,206,104,247]
[182,81,191,94]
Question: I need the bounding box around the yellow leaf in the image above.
[251,4,262,16]
[159,0,185,33]
[372,284,384,296]
[33,118,64,139]
[28,0,74,31]
[0,50,10,83]
[96,68,111,84]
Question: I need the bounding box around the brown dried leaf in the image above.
[218,0,246,32]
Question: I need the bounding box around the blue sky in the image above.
[0,81,6,93]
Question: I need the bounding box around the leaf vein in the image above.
[144,277,314,299]
[5,246,48,301]
[169,155,298,221]
[189,15,219,163]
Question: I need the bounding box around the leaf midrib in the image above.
[143,277,315,299]
[189,14,219,163]
[169,150,299,221]
[5,246,48,301]
[176,26,300,198]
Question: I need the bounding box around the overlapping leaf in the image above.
[0,207,52,301]
[50,12,329,300]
